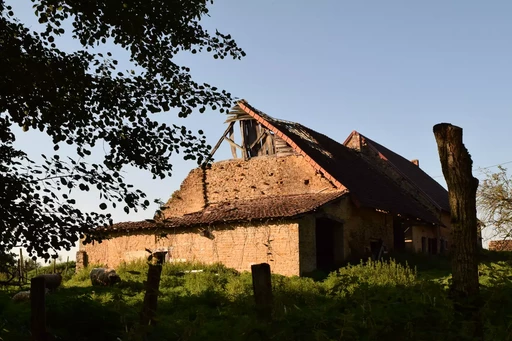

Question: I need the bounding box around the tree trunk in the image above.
[433,123,481,338]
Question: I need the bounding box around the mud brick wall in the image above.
[81,220,303,276]
[160,155,338,219]
[489,240,512,251]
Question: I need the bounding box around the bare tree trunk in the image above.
[433,123,482,338]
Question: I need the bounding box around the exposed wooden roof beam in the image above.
[203,121,235,165]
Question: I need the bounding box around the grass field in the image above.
[2,251,512,341]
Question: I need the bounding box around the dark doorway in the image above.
[393,216,405,251]
[315,218,340,272]
[428,238,438,254]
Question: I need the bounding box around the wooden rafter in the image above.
[239,120,248,160]
[224,136,243,151]
[250,130,267,150]
[203,121,235,165]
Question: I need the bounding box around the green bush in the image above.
[324,258,417,297]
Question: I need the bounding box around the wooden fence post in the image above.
[31,277,47,341]
[19,249,24,284]
[251,263,273,320]
[140,252,166,326]
[65,256,69,276]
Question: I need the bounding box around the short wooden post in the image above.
[31,277,47,341]
[52,258,56,274]
[140,252,166,326]
[251,263,273,320]
[19,249,24,284]
[17,259,21,287]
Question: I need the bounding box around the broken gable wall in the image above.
[159,155,339,219]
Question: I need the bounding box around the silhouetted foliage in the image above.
[0,0,245,260]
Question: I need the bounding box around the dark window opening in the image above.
[370,238,385,260]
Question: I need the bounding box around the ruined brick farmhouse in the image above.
[488,240,512,251]
[78,100,453,276]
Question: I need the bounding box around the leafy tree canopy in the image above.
[0,0,244,260]
[477,166,512,240]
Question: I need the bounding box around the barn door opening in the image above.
[315,217,343,272]
[393,216,405,251]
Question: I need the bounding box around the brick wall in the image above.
[81,220,302,276]
[489,240,512,251]
[159,155,339,219]
[410,225,437,252]
[320,198,393,260]
[298,216,316,273]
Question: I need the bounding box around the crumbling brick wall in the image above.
[489,240,512,251]
[319,198,394,261]
[298,216,316,273]
[160,155,338,219]
[80,220,302,276]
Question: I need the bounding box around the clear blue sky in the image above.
[8,1,512,259]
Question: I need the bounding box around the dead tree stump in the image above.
[433,123,482,338]
[251,263,273,320]
[140,252,167,326]
[31,277,47,341]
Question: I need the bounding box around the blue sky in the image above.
[8,1,512,260]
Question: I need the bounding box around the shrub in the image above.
[324,258,417,297]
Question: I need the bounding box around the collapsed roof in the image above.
[101,99,448,233]
[213,100,444,224]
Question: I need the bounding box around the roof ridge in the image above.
[357,132,446,212]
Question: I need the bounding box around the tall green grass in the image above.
[1,257,512,340]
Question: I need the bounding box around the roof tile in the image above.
[102,191,348,232]
[357,133,450,212]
